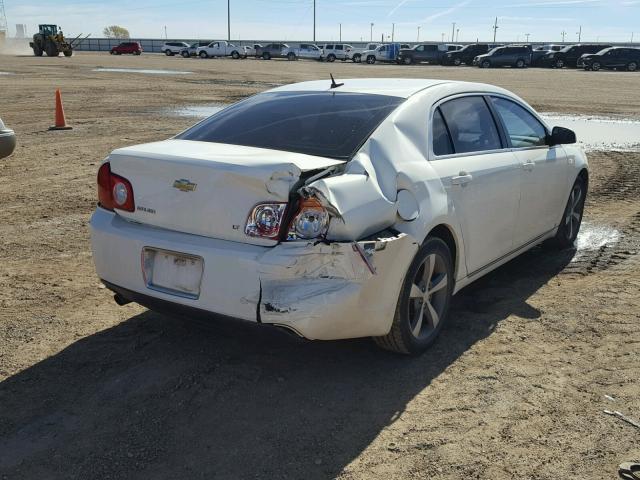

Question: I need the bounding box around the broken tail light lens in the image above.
[245,203,288,239]
[97,162,135,212]
[288,197,329,240]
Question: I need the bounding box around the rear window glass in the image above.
[177,91,404,160]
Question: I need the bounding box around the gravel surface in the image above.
[0,52,639,479]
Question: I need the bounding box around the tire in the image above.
[515,58,525,68]
[287,52,296,61]
[134,51,141,56]
[352,53,361,63]
[403,56,413,65]
[591,61,601,71]
[181,50,190,58]
[262,52,271,60]
[110,50,115,55]
[165,49,173,56]
[374,237,454,355]
[555,59,564,68]
[628,61,637,72]
[231,51,240,59]
[199,51,208,59]
[45,44,59,57]
[453,58,462,66]
[327,54,336,62]
[366,55,376,64]
[63,50,72,57]
[33,45,43,57]
[481,60,491,68]
[547,176,587,250]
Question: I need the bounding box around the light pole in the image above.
[525,33,530,42]
[451,22,456,42]
[313,0,316,42]
[339,23,342,42]
[227,0,230,41]
[391,23,395,42]
[577,25,582,42]
[417,26,420,42]
[370,23,374,42]
[456,28,459,42]
[561,30,567,42]
[441,32,445,42]
[492,17,498,43]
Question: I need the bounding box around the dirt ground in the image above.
[0,52,639,479]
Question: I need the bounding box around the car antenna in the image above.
[329,73,344,89]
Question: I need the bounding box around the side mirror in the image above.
[548,126,577,146]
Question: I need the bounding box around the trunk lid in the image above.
[108,139,345,246]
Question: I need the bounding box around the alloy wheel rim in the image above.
[565,184,583,241]
[408,253,448,339]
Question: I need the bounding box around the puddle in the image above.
[93,68,192,75]
[541,113,640,152]
[574,222,620,259]
[167,104,225,118]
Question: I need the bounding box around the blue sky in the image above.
[6,0,640,43]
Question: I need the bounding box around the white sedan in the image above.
[90,79,587,354]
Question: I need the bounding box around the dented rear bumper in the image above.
[90,208,418,340]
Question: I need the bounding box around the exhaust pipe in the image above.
[113,293,132,306]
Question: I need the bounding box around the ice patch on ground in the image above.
[93,68,192,75]
[166,104,225,118]
[573,222,620,260]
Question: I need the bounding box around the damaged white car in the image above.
[90,78,588,354]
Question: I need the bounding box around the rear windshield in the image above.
[177,91,405,160]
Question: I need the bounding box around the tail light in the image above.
[287,197,329,240]
[97,162,135,212]
[245,203,287,239]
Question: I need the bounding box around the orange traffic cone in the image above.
[49,89,72,131]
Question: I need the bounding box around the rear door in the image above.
[489,96,568,246]
[428,95,522,276]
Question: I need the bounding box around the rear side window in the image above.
[432,108,454,156]
[438,96,502,154]
[490,97,547,148]
[177,91,404,160]
[325,44,334,49]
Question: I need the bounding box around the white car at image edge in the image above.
[90,78,587,354]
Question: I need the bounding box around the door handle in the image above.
[451,172,473,186]
[522,161,535,171]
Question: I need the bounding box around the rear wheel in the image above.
[262,52,271,60]
[165,49,173,56]
[45,44,59,57]
[352,53,361,63]
[33,44,43,56]
[374,237,454,355]
[515,58,525,68]
[628,61,637,72]
[547,176,587,250]
[181,50,190,58]
[327,53,336,62]
[591,61,601,71]
[366,55,376,64]
[453,58,462,66]
[287,52,296,61]
[231,51,240,59]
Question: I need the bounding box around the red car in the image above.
[110,42,142,55]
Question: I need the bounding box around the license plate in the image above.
[142,247,204,299]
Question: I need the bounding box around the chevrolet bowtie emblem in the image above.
[173,179,197,192]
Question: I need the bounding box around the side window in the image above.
[379,45,387,52]
[325,44,334,50]
[439,96,502,154]
[335,45,343,50]
[415,45,425,52]
[425,45,437,51]
[432,108,454,156]
[490,97,547,148]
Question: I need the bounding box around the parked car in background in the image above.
[283,44,322,61]
[245,44,262,57]
[161,42,190,56]
[197,41,247,59]
[579,47,640,71]
[180,41,212,58]
[442,43,489,65]
[0,117,16,160]
[362,44,407,64]
[542,44,611,68]
[447,44,463,51]
[350,43,380,62]
[474,45,532,68]
[530,44,562,66]
[90,78,586,355]
[255,43,288,60]
[110,42,142,55]
[397,43,447,65]
[321,44,355,62]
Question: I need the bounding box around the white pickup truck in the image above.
[196,41,248,59]
[361,43,411,64]
[349,43,380,63]
[282,43,322,61]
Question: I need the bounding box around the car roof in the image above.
[269,78,509,99]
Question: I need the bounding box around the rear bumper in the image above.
[90,208,418,340]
